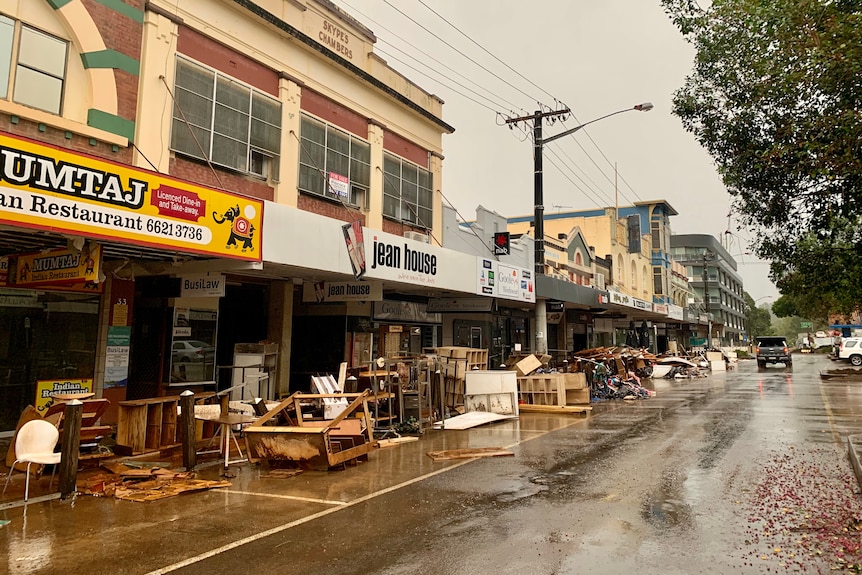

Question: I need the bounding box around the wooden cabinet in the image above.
[517,373,588,406]
[116,393,213,455]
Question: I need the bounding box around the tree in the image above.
[662,0,862,317]
[744,292,773,340]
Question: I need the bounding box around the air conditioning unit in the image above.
[403,231,430,244]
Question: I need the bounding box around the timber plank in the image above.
[426,447,514,461]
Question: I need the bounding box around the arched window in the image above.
[643,265,650,297]
[631,261,637,290]
[575,251,583,266]
[617,260,624,287]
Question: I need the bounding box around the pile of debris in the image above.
[571,346,658,379]
[77,461,230,502]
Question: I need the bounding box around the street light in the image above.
[506,102,653,354]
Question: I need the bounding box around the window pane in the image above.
[211,133,246,171]
[383,193,399,218]
[0,16,14,98]
[214,102,248,140]
[417,207,432,229]
[418,188,433,209]
[215,76,249,113]
[300,140,325,170]
[402,181,418,204]
[171,118,210,160]
[301,116,325,145]
[250,118,280,154]
[19,26,66,78]
[252,93,281,125]
[176,59,214,99]
[351,139,370,163]
[174,87,213,128]
[401,199,417,223]
[403,163,418,184]
[13,66,62,113]
[418,168,431,190]
[328,129,349,155]
[326,149,349,177]
[350,157,370,186]
[383,154,400,177]
[299,164,324,195]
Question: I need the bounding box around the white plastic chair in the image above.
[3,419,61,501]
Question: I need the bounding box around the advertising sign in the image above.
[303,280,382,303]
[35,378,93,413]
[343,221,366,280]
[180,273,226,297]
[10,243,101,287]
[476,258,535,303]
[0,132,263,261]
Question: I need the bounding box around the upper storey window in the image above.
[0,15,68,115]
[298,114,370,206]
[171,56,282,180]
[383,152,432,228]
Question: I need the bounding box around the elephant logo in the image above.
[212,205,255,252]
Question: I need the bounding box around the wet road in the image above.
[4,353,862,574]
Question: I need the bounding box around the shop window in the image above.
[171,56,281,180]
[298,114,370,205]
[0,15,68,115]
[167,307,218,385]
[382,152,433,229]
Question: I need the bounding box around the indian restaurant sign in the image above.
[0,132,263,261]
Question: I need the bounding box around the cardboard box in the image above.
[514,354,542,377]
[710,360,726,371]
[706,351,723,362]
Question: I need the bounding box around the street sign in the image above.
[800,321,813,329]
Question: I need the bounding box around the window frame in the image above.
[382,151,433,229]
[297,113,370,207]
[0,15,69,115]
[170,56,282,181]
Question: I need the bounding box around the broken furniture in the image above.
[516,373,589,406]
[115,393,214,455]
[44,398,111,448]
[194,412,257,468]
[3,419,61,501]
[463,370,519,416]
[434,347,489,407]
[230,342,278,401]
[243,390,377,471]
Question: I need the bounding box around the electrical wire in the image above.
[413,0,559,104]
[381,0,543,105]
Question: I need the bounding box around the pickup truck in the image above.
[837,337,862,366]
[755,336,792,368]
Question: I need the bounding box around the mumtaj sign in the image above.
[0,132,263,261]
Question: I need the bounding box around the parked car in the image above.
[171,340,215,363]
[755,336,792,368]
[837,337,862,367]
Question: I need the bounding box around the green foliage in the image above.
[662,0,862,316]
[744,291,773,339]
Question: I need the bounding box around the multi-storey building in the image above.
[669,234,747,346]
[1,0,540,433]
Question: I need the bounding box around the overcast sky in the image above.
[332,0,780,304]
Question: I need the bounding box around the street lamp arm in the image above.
[542,103,653,145]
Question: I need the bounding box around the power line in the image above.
[413,0,559,104]
[381,0,544,105]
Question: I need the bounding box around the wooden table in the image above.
[195,413,257,468]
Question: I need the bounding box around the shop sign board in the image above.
[373,300,441,323]
[9,243,102,287]
[427,298,493,312]
[476,258,535,303]
[180,273,225,297]
[667,304,684,321]
[35,378,93,413]
[653,303,669,315]
[609,290,651,311]
[303,280,382,303]
[0,132,263,261]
